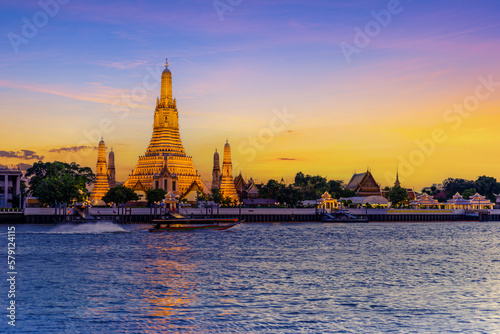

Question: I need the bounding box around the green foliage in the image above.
[258,172,358,207]
[221,196,233,207]
[443,178,476,199]
[387,185,409,208]
[443,176,500,202]
[146,188,167,205]
[294,173,329,199]
[196,191,208,202]
[259,179,281,199]
[210,188,223,204]
[328,180,345,199]
[259,179,304,207]
[102,186,139,204]
[474,176,499,202]
[276,185,303,208]
[462,188,476,199]
[342,189,357,198]
[25,161,95,206]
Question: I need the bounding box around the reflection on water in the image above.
[7,222,500,333]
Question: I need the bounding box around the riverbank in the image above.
[2,207,500,224]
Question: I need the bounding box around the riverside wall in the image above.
[6,208,500,224]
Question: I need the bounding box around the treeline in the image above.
[257,172,357,207]
[442,176,499,202]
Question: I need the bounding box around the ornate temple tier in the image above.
[124,59,204,197]
[219,140,239,201]
[90,137,110,204]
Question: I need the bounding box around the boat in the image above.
[149,214,243,232]
[322,211,369,223]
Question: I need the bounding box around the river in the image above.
[2,222,500,333]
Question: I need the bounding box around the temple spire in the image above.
[212,149,221,190]
[394,167,401,188]
[160,57,172,105]
[220,140,238,202]
[90,137,110,204]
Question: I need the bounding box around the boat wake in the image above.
[49,222,129,234]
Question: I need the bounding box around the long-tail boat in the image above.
[149,214,243,232]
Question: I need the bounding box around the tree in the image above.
[196,191,208,202]
[387,185,409,208]
[462,188,476,199]
[102,186,139,204]
[443,176,500,202]
[474,176,499,202]
[146,188,167,205]
[259,179,281,199]
[276,185,303,208]
[292,172,329,199]
[221,196,233,207]
[342,189,357,198]
[25,161,95,206]
[443,178,475,199]
[210,187,223,204]
[328,180,345,199]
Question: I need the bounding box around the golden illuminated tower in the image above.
[219,140,239,201]
[124,58,204,197]
[211,149,221,190]
[108,148,116,188]
[89,137,110,204]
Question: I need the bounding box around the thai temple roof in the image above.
[346,171,381,197]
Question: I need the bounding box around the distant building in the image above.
[219,140,239,202]
[0,167,22,208]
[89,137,110,205]
[234,172,247,198]
[108,148,116,188]
[244,178,261,199]
[316,191,339,211]
[443,192,494,210]
[381,170,417,201]
[346,170,381,197]
[211,149,221,190]
[409,193,440,208]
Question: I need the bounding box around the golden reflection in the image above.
[137,235,200,333]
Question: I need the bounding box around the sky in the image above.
[0,0,499,190]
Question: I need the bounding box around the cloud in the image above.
[0,80,149,108]
[277,158,297,161]
[49,146,97,154]
[0,163,33,171]
[95,59,149,69]
[0,150,44,160]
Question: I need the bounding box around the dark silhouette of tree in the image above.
[146,188,167,205]
[387,185,409,208]
[25,161,95,206]
[102,186,139,204]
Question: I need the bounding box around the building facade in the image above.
[0,167,22,208]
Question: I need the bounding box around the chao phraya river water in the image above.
[2,222,500,333]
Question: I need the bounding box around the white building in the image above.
[0,167,22,208]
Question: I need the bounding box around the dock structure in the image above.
[8,207,500,224]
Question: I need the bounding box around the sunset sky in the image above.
[1,0,499,190]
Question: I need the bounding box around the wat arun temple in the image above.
[90,58,251,203]
[123,59,207,198]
